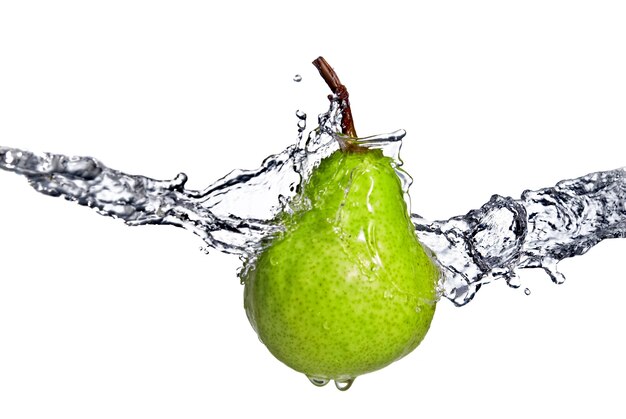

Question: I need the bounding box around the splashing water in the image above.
[414,170,626,305]
[1,96,625,310]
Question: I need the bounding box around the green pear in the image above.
[242,144,440,387]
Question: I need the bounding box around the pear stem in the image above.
[312,57,358,139]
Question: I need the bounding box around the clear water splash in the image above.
[1,97,625,307]
[0,99,343,257]
[414,168,626,305]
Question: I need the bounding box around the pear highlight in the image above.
[241,57,440,388]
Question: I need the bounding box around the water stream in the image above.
[1,97,624,307]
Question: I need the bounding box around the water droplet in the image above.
[383,290,393,299]
[293,74,302,82]
[334,378,354,391]
[295,110,307,142]
[524,288,531,295]
[166,172,188,191]
[307,376,329,387]
[504,271,521,288]
[323,321,330,330]
[542,264,566,284]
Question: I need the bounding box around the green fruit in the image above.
[242,145,439,387]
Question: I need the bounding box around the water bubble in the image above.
[334,378,354,391]
[293,74,302,82]
[524,288,531,296]
[4,150,20,165]
[307,376,329,387]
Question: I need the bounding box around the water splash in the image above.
[414,169,626,305]
[1,97,625,307]
[0,99,342,257]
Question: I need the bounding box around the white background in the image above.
[1,1,625,418]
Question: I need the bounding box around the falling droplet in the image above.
[524,288,531,295]
[293,74,302,82]
[334,378,354,391]
[307,376,329,387]
[542,263,566,284]
[295,110,307,142]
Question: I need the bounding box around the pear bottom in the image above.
[244,255,436,380]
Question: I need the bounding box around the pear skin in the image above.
[243,147,439,382]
